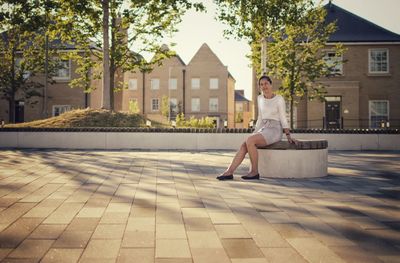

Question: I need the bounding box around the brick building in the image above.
[0,43,242,128]
[254,3,400,129]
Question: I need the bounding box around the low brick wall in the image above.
[0,128,399,150]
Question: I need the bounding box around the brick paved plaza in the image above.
[0,150,399,262]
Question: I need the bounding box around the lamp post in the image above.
[261,37,267,76]
[168,66,172,123]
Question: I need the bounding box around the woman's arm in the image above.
[253,96,262,133]
[278,97,295,143]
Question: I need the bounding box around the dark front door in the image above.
[326,101,340,129]
[15,101,24,123]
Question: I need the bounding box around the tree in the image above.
[128,99,139,114]
[54,0,204,111]
[0,0,60,123]
[215,0,296,74]
[161,95,169,118]
[216,0,344,129]
[265,3,345,128]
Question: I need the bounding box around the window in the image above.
[52,105,71,117]
[151,98,159,111]
[324,51,343,75]
[209,98,218,112]
[151,78,160,90]
[170,98,178,113]
[210,78,219,89]
[369,100,389,128]
[236,103,244,112]
[369,49,389,73]
[169,78,177,90]
[191,98,200,112]
[128,79,137,90]
[191,78,200,89]
[54,59,71,80]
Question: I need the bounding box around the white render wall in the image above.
[0,132,399,150]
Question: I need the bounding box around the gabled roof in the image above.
[174,55,186,66]
[235,90,250,102]
[325,3,400,42]
[228,72,236,81]
[149,44,186,66]
[1,30,101,50]
[188,43,225,66]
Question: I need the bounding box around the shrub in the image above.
[175,113,215,128]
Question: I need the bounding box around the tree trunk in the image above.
[8,99,15,123]
[290,95,294,130]
[289,51,296,130]
[9,46,16,123]
[110,66,115,111]
[109,14,116,111]
[43,34,49,117]
[101,0,111,110]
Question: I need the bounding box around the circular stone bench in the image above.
[257,139,328,178]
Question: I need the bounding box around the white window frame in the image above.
[52,105,72,117]
[191,98,200,112]
[151,98,159,111]
[209,98,218,112]
[368,48,389,74]
[209,78,219,89]
[128,79,138,90]
[151,78,160,90]
[169,78,177,90]
[170,98,178,113]
[323,51,343,75]
[236,102,244,112]
[369,100,389,128]
[191,78,200,89]
[53,58,71,80]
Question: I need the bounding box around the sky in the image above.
[162,0,400,101]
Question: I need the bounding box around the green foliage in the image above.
[175,113,215,128]
[128,99,140,114]
[175,112,185,126]
[216,0,345,128]
[235,112,243,123]
[53,0,205,109]
[0,0,62,122]
[265,2,346,127]
[215,0,295,41]
[215,0,304,76]
[161,95,169,118]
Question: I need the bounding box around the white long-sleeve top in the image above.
[254,94,290,131]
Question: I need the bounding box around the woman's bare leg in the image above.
[246,134,268,176]
[222,142,248,175]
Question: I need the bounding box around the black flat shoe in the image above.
[216,174,233,180]
[241,174,260,180]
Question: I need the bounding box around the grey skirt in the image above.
[255,119,283,145]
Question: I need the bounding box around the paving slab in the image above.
[0,149,398,262]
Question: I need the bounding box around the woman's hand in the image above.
[286,134,298,145]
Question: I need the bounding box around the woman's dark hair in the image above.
[258,75,272,85]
